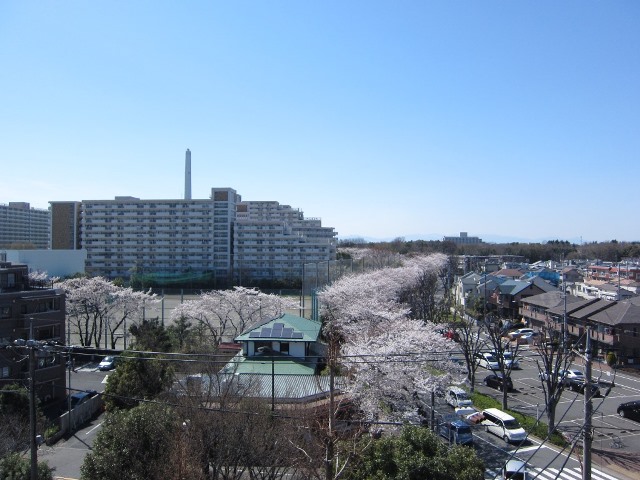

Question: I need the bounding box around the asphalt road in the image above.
[41,364,110,480]
[457,341,640,480]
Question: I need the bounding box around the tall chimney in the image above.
[184,149,192,200]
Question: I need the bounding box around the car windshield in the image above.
[486,355,496,361]
[101,356,113,363]
[503,419,521,429]
[457,426,471,435]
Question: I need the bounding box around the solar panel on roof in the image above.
[260,328,271,337]
[281,328,293,338]
[271,323,284,337]
[292,332,304,339]
[249,332,260,338]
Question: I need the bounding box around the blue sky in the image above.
[1,1,638,243]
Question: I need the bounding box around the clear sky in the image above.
[1,1,638,244]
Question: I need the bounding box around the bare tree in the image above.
[533,326,576,436]
[451,308,486,392]
[481,316,522,409]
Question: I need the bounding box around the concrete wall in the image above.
[2,249,86,277]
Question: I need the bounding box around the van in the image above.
[445,386,472,408]
[481,408,526,443]
[437,416,474,445]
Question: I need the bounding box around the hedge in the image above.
[470,392,567,448]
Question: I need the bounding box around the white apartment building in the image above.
[54,189,336,284]
[234,201,336,282]
[0,202,50,249]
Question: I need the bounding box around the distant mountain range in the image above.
[339,233,587,244]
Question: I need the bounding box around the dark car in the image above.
[617,400,640,421]
[563,378,601,397]
[484,374,513,392]
[63,390,98,412]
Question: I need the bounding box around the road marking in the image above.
[85,422,102,436]
[530,467,622,480]
[101,375,109,384]
[509,444,543,453]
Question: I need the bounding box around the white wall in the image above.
[3,249,86,277]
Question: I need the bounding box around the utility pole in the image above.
[24,318,38,480]
[583,324,593,480]
[562,270,568,353]
[28,339,37,480]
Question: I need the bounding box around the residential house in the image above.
[490,277,556,320]
[520,291,640,364]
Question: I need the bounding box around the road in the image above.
[41,363,110,479]
[448,339,640,480]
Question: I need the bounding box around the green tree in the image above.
[81,403,176,480]
[129,317,172,352]
[344,426,484,480]
[166,315,193,352]
[103,353,173,411]
[0,384,46,457]
[0,453,53,480]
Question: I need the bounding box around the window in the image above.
[0,306,10,319]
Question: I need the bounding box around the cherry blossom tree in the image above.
[168,286,299,347]
[57,277,157,348]
[317,254,463,479]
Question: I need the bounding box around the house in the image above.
[520,291,640,365]
[179,314,343,406]
[490,278,556,320]
[0,262,66,403]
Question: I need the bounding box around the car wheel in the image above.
[620,409,626,418]
[503,435,510,443]
[484,379,489,386]
[499,385,503,392]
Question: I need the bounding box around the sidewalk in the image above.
[591,448,640,480]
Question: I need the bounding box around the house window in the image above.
[0,366,8,378]
[0,306,10,319]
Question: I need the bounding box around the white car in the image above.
[502,459,527,479]
[559,369,585,380]
[475,352,500,370]
[509,328,534,340]
[501,352,520,369]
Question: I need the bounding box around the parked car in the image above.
[491,351,520,369]
[475,352,500,370]
[63,390,98,411]
[508,328,534,340]
[517,331,540,345]
[484,373,514,392]
[617,400,640,421]
[98,356,117,371]
[502,459,527,480]
[437,416,474,445]
[481,408,527,443]
[445,386,473,408]
[563,378,601,397]
[559,369,585,380]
